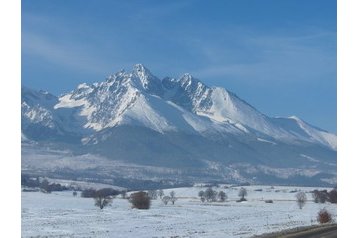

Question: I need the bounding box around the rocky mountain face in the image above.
[21,64,336,186]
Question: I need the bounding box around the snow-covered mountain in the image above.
[21,64,336,186]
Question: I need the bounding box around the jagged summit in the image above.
[21,64,337,186]
[22,64,336,151]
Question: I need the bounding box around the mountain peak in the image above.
[130,64,163,94]
[133,63,150,75]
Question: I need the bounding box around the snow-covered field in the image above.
[22,185,336,238]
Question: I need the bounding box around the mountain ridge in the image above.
[22,63,336,150]
[21,64,336,186]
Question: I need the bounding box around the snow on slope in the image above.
[272,116,337,150]
[21,87,58,128]
[54,65,245,135]
[161,73,336,150]
[22,64,336,150]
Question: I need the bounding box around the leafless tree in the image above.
[94,189,115,209]
[162,196,170,205]
[239,187,247,201]
[158,189,164,199]
[169,191,177,205]
[296,191,307,209]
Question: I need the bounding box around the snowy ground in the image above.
[22,185,336,238]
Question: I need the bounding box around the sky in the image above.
[22,0,337,133]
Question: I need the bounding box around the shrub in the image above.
[317,209,332,224]
[73,191,78,197]
[312,190,329,203]
[328,189,337,204]
[129,191,151,209]
[265,200,273,203]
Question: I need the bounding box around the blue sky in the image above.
[22,0,337,133]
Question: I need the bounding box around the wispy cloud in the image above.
[22,31,120,75]
[190,30,336,83]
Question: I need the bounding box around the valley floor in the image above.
[21,185,336,238]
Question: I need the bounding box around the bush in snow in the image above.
[129,191,151,209]
[296,191,307,209]
[317,209,332,224]
[312,190,329,203]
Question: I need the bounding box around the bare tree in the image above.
[218,191,228,202]
[169,191,177,205]
[198,190,205,202]
[94,189,115,209]
[238,187,247,201]
[158,189,164,199]
[162,196,170,205]
[129,191,151,209]
[296,191,307,209]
